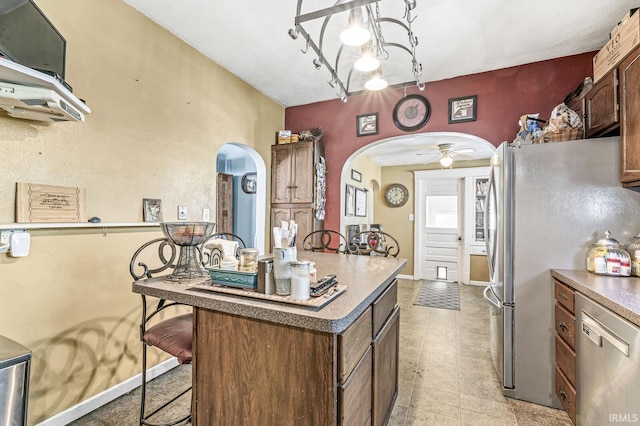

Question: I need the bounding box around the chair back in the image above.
[347,231,400,257]
[302,230,349,254]
[130,237,178,281]
[201,233,247,267]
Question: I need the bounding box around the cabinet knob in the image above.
[559,292,569,301]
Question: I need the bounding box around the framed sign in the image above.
[355,187,367,217]
[351,169,362,182]
[356,112,379,136]
[448,95,477,123]
[345,184,355,216]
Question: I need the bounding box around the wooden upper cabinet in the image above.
[621,48,640,186]
[271,142,314,204]
[585,69,619,138]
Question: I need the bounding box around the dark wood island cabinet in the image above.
[133,253,405,426]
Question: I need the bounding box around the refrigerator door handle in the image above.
[483,285,502,312]
[484,163,497,281]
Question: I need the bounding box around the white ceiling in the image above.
[122,0,635,165]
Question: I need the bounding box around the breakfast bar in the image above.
[133,252,406,425]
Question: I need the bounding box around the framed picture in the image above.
[355,187,367,217]
[143,198,163,222]
[345,184,355,216]
[351,169,362,182]
[241,172,257,194]
[448,95,477,123]
[356,112,379,137]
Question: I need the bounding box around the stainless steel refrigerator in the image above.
[482,136,640,408]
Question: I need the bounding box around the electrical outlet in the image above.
[202,208,210,222]
[409,213,414,221]
[178,206,187,220]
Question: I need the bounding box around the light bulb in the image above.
[340,7,370,46]
[354,42,380,72]
[440,155,454,167]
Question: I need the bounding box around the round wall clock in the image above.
[384,183,409,208]
[393,94,431,132]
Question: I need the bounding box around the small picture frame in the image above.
[351,169,362,182]
[345,184,355,216]
[448,95,477,123]
[241,172,257,194]
[355,187,367,217]
[356,112,379,137]
[143,198,163,222]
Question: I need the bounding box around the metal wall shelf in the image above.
[0,222,160,230]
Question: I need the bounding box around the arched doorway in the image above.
[216,143,267,253]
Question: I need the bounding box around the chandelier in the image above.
[289,0,424,102]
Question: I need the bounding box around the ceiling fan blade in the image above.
[452,148,475,154]
[420,154,441,164]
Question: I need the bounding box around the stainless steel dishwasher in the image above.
[0,335,31,426]
[576,293,640,425]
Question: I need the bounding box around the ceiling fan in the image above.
[418,143,475,167]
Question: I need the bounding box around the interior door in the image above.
[217,173,233,233]
[420,179,462,282]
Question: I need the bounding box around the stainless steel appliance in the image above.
[0,335,31,426]
[576,293,640,423]
[483,137,640,407]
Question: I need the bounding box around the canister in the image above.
[586,231,631,276]
[290,260,310,301]
[239,248,259,272]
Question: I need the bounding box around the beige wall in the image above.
[376,160,489,274]
[0,1,283,423]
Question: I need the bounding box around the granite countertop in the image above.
[551,269,640,327]
[133,252,406,334]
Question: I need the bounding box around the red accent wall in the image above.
[285,52,595,232]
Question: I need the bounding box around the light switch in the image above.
[202,208,210,222]
[409,213,414,221]
[178,206,187,220]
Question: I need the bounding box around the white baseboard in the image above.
[397,274,414,280]
[36,358,179,426]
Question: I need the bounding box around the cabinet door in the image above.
[338,346,372,426]
[621,49,640,185]
[372,307,399,426]
[271,144,293,204]
[271,207,291,248]
[291,207,314,251]
[585,69,619,138]
[291,142,314,203]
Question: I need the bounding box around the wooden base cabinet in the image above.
[554,279,576,424]
[192,281,399,426]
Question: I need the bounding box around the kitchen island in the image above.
[133,252,406,425]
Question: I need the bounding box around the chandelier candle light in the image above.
[289,0,423,101]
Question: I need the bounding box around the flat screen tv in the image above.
[0,0,66,80]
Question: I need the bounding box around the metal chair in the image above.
[302,230,349,253]
[130,238,193,426]
[201,233,247,267]
[347,231,400,257]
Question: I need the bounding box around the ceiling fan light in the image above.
[440,155,454,168]
[340,8,370,46]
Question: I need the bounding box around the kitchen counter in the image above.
[133,252,406,333]
[551,269,640,327]
[133,252,406,425]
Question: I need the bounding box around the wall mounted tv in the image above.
[0,0,66,80]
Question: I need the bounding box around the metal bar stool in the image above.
[347,230,400,257]
[302,230,349,253]
[130,238,193,426]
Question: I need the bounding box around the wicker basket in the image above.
[541,128,584,143]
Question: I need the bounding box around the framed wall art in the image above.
[356,112,379,137]
[143,198,163,222]
[448,95,477,123]
[355,187,367,217]
[345,184,355,216]
[351,169,362,182]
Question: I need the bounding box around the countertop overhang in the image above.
[133,252,407,333]
[551,269,640,327]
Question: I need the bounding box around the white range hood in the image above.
[0,58,90,122]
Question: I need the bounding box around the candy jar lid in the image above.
[591,231,622,249]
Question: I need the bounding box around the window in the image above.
[426,195,458,228]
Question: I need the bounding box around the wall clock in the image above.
[384,183,409,207]
[393,94,431,132]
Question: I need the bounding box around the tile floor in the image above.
[71,279,572,425]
